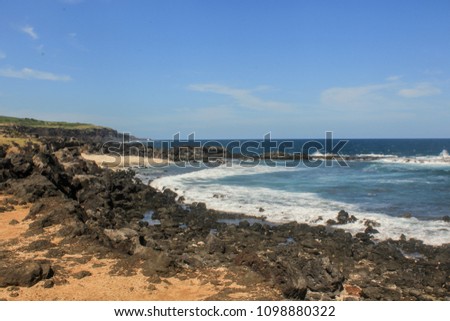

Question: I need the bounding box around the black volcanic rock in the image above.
[0,141,448,300]
[73,271,92,279]
[0,261,53,287]
[205,234,226,254]
[6,173,62,202]
[337,210,357,224]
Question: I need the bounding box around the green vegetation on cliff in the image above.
[0,115,107,130]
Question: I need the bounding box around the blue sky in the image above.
[0,0,449,138]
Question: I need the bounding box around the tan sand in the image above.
[2,258,219,301]
[0,195,280,301]
[81,153,170,169]
[0,197,30,240]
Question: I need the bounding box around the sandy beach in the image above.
[81,153,171,169]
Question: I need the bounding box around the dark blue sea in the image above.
[138,139,450,245]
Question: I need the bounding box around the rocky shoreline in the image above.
[0,139,449,301]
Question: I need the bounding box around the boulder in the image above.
[364,219,381,227]
[142,251,171,276]
[0,261,53,287]
[104,228,138,242]
[302,257,344,293]
[6,173,61,202]
[0,205,14,213]
[364,225,379,234]
[103,228,144,254]
[205,234,226,254]
[282,276,308,300]
[8,153,33,178]
[73,271,92,279]
[43,280,54,288]
[58,218,86,237]
[336,210,357,224]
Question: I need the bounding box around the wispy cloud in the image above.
[21,25,38,40]
[398,83,441,98]
[321,78,443,109]
[188,83,292,111]
[320,83,393,106]
[0,50,5,60]
[0,67,71,82]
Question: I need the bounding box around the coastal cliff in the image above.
[0,115,119,144]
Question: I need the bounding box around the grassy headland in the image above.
[0,115,118,146]
[0,115,106,130]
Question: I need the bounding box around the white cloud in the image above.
[0,67,71,82]
[188,83,292,111]
[21,25,38,40]
[320,83,393,106]
[0,50,5,59]
[398,83,441,98]
[321,78,444,110]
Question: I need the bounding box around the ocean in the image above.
[136,139,450,246]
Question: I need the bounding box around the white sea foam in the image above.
[352,153,447,168]
[310,151,341,158]
[311,151,324,157]
[354,150,450,166]
[356,153,398,158]
[150,164,450,246]
[375,156,450,166]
